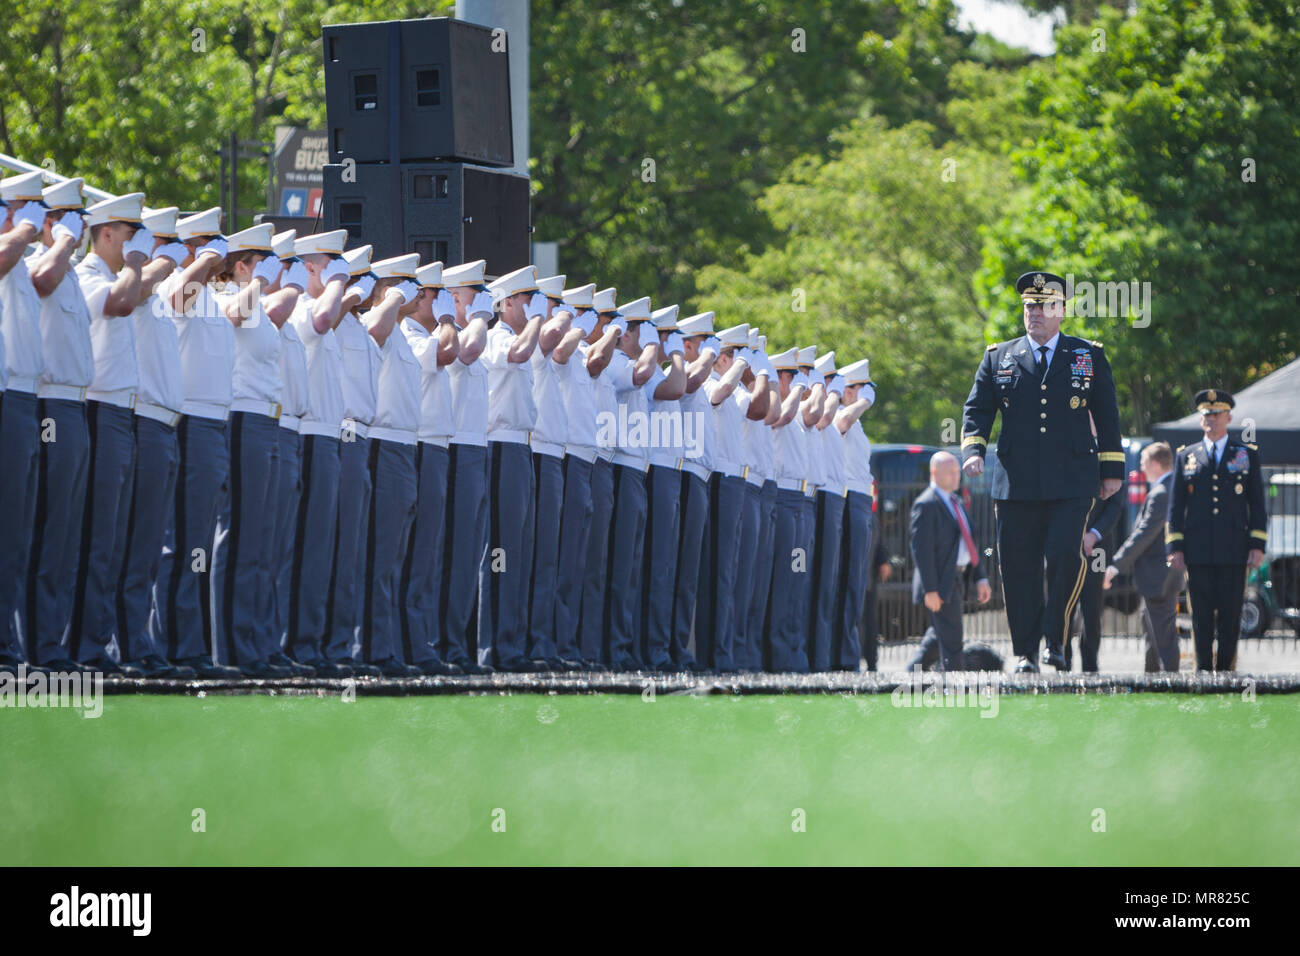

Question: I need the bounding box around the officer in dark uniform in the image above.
[1166,389,1267,671]
[961,271,1125,673]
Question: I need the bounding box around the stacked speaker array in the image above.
[321,17,530,272]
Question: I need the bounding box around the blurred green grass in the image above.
[2,693,1297,865]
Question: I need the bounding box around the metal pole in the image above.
[0,152,117,202]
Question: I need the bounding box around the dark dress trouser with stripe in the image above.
[28,398,90,664]
[480,440,535,668]
[834,490,873,671]
[160,414,229,662]
[442,442,487,667]
[288,434,340,663]
[732,480,762,669]
[212,411,280,666]
[268,425,301,659]
[554,454,594,663]
[527,451,565,660]
[642,464,681,669]
[808,490,845,672]
[117,416,179,662]
[606,463,648,667]
[766,488,809,672]
[1187,564,1247,672]
[364,438,418,663]
[326,433,371,662]
[672,471,708,669]
[578,457,615,664]
[0,390,39,662]
[796,494,817,669]
[748,480,778,671]
[696,474,745,671]
[401,442,449,665]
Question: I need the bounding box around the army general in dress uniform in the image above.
[961,271,1125,673]
[1166,389,1267,671]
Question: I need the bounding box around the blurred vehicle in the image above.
[1242,472,1300,637]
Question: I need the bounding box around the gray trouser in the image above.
[606,463,648,667]
[0,390,39,661]
[402,442,448,665]
[443,442,488,666]
[288,434,340,662]
[212,411,280,666]
[326,434,371,661]
[671,471,708,669]
[642,464,681,669]
[732,480,762,669]
[269,426,301,657]
[528,451,565,660]
[29,399,90,664]
[554,454,593,662]
[118,415,179,662]
[1142,591,1180,673]
[835,491,873,670]
[767,488,809,673]
[364,439,417,663]
[748,481,778,669]
[579,457,615,663]
[697,474,745,671]
[479,440,535,667]
[809,490,845,672]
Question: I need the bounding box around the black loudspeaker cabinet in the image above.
[322,161,531,275]
[323,17,513,167]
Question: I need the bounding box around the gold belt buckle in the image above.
[271,402,282,420]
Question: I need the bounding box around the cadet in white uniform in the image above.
[671,312,721,672]
[26,178,94,669]
[442,260,494,675]
[73,193,152,675]
[809,352,847,671]
[732,328,775,671]
[209,224,291,677]
[113,206,190,677]
[285,229,352,676]
[795,346,827,669]
[153,207,239,677]
[399,261,463,676]
[833,359,876,670]
[480,265,546,671]
[766,348,811,671]
[643,305,688,670]
[744,334,782,669]
[327,244,383,675]
[0,172,47,668]
[359,254,422,677]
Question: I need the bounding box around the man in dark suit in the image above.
[1165,389,1267,671]
[961,270,1125,673]
[907,452,991,671]
[1104,442,1185,671]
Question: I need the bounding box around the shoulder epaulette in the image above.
[985,343,998,351]
[1091,340,1104,348]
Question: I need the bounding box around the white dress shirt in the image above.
[819,422,846,495]
[289,294,345,438]
[773,414,809,486]
[369,326,421,444]
[336,311,380,433]
[447,347,488,447]
[1029,330,1060,376]
[278,319,310,430]
[0,258,43,393]
[401,318,455,445]
[680,382,716,476]
[559,341,599,461]
[156,273,234,419]
[481,323,537,442]
[216,293,282,409]
[593,352,621,462]
[529,344,569,456]
[131,286,185,421]
[607,351,665,470]
[1203,434,1228,467]
[28,247,94,398]
[77,252,138,402]
[841,419,874,496]
[704,372,748,479]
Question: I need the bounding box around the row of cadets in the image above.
[742,331,782,666]
[832,358,876,669]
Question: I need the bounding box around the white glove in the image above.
[700,335,721,358]
[637,321,659,352]
[281,260,310,291]
[468,290,495,319]
[51,211,84,242]
[13,204,46,232]
[433,288,458,322]
[792,371,809,391]
[607,314,628,335]
[348,274,376,301]
[197,237,228,261]
[733,347,750,368]
[757,351,774,377]
[663,332,684,357]
[574,309,598,336]
[154,242,189,266]
[321,257,351,283]
[524,291,549,320]
[252,255,282,285]
[393,279,419,304]
[827,374,846,396]
[122,226,155,260]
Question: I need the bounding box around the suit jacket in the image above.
[961,333,1124,500]
[910,486,984,603]
[1167,438,1268,565]
[1111,472,1183,598]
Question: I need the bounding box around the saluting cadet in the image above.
[808,351,847,672]
[327,244,383,676]
[285,228,353,676]
[25,178,95,671]
[832,358,876,671]
[0,172,49,670]
[730,328,768,671]
[642,304,688,671]
[765,347,810,671]
[399,261,463,676]
[795,346,826,670]
[527,273,583,670]
[573,287,627,668]
[551,283,604,668]
[670,311,719,672]
[744,333,782,668]
[961,271,1124,673]
[358,253,422,677]
[73,193,153,675]
[264,229,315,676]
[605,298,679,670]
[441,260,494,675]
[1166,389,1268,671]
[479,265,547,671]
[209,223,291,678]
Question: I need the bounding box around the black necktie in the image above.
[1035,345,1048,378]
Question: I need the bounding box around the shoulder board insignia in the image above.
[1091,340,1104,349]
[986,344,998,351]
[1175,445,1186,453]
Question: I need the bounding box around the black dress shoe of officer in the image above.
[344,659,382,678]
[267,652,316,677]
[460,662,494,675]
[306,658,349,678]
[125,656,182,679]
[82,657,143,678]
[42,658,90,674]
[240,660,292,679]
[1014,655,1040,674]
[176,657,242,679]
[416,659,462,676]
[374,657,420,677]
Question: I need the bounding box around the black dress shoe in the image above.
[1014,656,1040,674]
[416,659,462,676]
[240,660,292,679]
[498,658,542,673]
[460,662,494,675]
[609,658,641,672]
[555,658,585,672]
[176,657,242,679]
[1041,649,1068,671]
[131,656,197,679]
[374,657,420,677]
[82,657,143,678]
[343,659,382,677]
[267,652,316,677]
[306,658,349,678]
[580,659,608,672]
[41,658,89,673]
